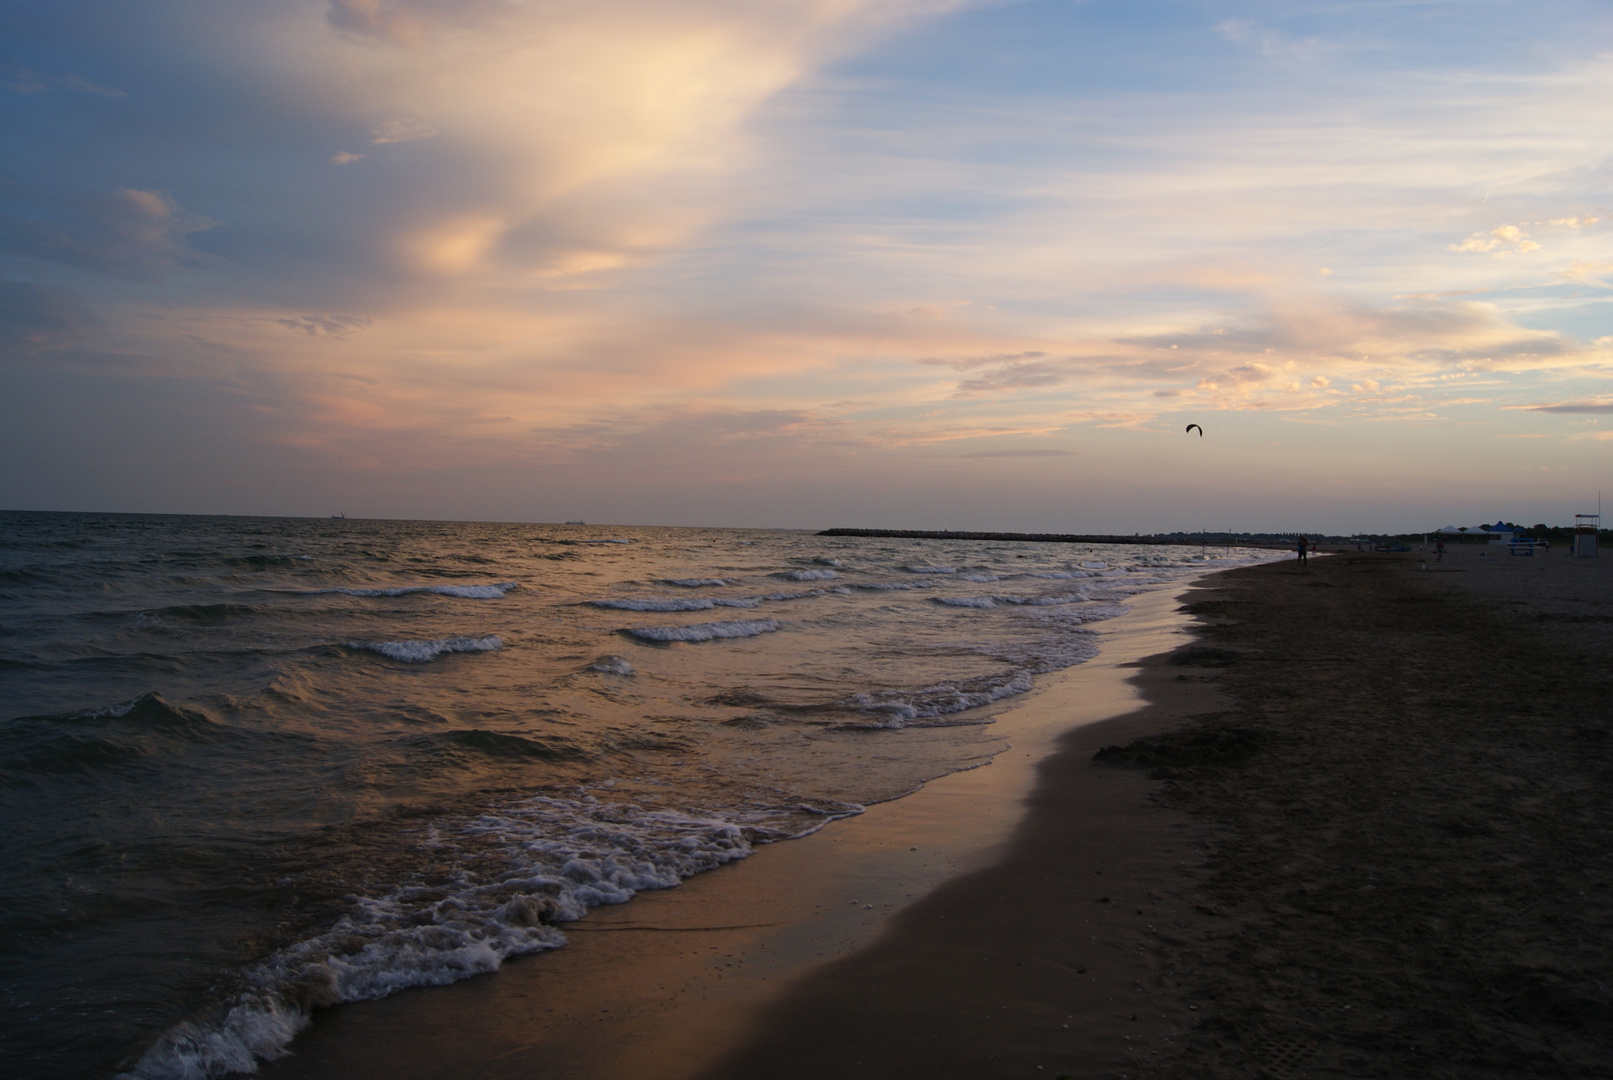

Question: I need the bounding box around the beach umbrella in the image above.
[1185,423,1203,436]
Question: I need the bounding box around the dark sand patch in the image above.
[1123,552,1613,1078]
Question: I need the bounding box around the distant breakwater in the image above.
[817,528,1288,549]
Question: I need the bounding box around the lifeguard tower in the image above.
[1574,513,1599,558]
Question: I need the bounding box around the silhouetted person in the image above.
[1297,535,1308,563]
[1434,538,1445,562]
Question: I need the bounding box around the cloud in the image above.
[919,350,1046,370]
[5,67,125,97]
[1449,224,1539,254]
[277,314,373,337]
[326,0,509,46]
[7,65,47,94]
[6,0,1613,528]
[1520,401,1613,414]
[271,0,970,286]
[953,447,1077,458]
[0,185,215,279]
[60,73,127,98]
[954,357,1080,395]
[0,280,93,351]
[1215,18,1320,61]
[1558,261,1613,283]
[370,118,437,145]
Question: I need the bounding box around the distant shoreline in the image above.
[817,527,1292,548]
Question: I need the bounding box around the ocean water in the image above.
[0,512,1275,1079]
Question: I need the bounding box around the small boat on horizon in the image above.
[332,512,345,519]
[565,520,585,525]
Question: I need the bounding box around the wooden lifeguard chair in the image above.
[1573,513,1599,558]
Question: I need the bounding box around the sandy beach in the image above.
[697,546,1613,1079]
[255,545,1613,1080]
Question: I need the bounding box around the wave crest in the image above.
[624,619,780,643]
[348,636,503,663]
[319,583,517,599]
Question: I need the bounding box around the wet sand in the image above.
[259,579,1223,1080]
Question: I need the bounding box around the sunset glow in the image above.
[4,0,1611,530]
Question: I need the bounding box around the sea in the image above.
[0,511,1278,1079]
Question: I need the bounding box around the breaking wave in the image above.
[115,799,766,1080]
[318,583,518,600]
[348,636,504,663]
[623,619,780,643]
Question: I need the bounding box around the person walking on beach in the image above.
[1434,538,1445,562]
[1297,535,1308,564]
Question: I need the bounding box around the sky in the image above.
[2,0,1611,533]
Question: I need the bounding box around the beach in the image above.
[251,545,1613,1079]
[14,519,1608,1078]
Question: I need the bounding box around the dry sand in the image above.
[1106,547,1613,1079]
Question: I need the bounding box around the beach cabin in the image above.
[1575,514,1599,558]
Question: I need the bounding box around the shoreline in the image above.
[692,548,1613,1079]
[819,527,1291,549]
[257,570,1236,1079]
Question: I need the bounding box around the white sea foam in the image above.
[960,573,1001,583]
[935,592,1086,609]
[589,596,761,611]
[848,581,928,591]
[662,578,731,588]
[589,598,716,612]
[813,557,843,566]
[838,669,1038,728]
[902,565,956,574]
[1024,570,1090,580]
[995,592,1086,606]
[587,656,636,676]
[116,798,776,1080]
[756,589,822,602]
[776,569,837,581]
[625,619,780,643]
[319,582,518,599]
[349,636,504,663]
[1070,602,1131,622]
